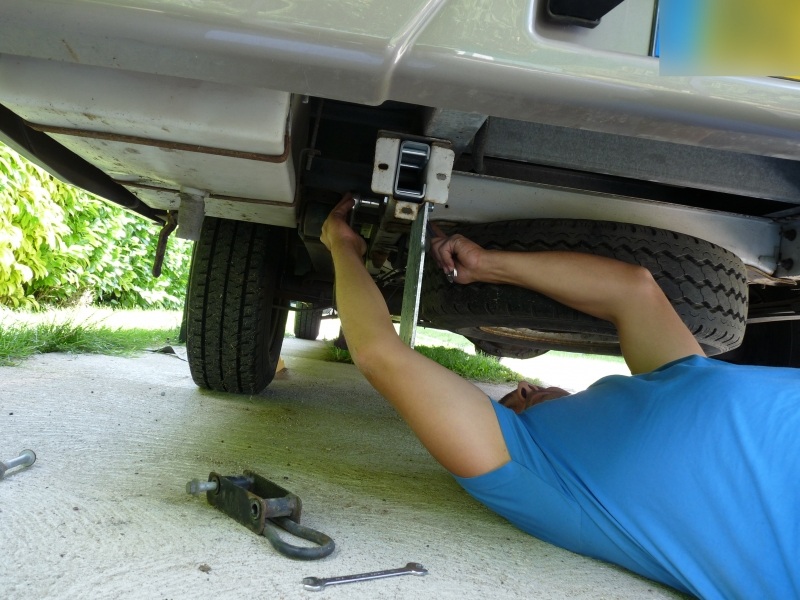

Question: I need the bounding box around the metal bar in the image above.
[483,119,800,205]
[0,104,160,221]
[399,203,430,347]
[444,172,783,276]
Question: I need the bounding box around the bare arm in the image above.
[322,197,510,478]
[321,194,701,478]
[429,230,703,374]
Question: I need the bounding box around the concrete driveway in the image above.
[0,338,686,600]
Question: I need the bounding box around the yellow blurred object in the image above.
[704,0,800,75]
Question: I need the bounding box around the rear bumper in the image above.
[1,0,799,158]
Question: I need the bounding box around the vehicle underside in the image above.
[1,0,799,393]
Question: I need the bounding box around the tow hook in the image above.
[186,470,335,560]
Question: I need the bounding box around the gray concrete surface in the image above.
[0,339,687,600]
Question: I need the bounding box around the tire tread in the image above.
[186,217,287,394]
[421,219,748,355]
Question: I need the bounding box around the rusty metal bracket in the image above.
[188,471,335,560]
[152,211,177,277]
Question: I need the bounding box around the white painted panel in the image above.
[124,184,298,228]
[0,56,289,154]
[51,135,295,204]
[2,0,800,158]
[205,198,297,228]
[442,172,782,274]
[532,0,658,56]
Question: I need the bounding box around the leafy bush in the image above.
[0,143,192,309]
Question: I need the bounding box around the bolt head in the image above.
[19,449,36,466]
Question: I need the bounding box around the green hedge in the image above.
[0,143,192,309]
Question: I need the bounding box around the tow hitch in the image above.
[370,132,455,347]
[187,470,335,560]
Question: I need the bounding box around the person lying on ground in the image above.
[320,194,799,600]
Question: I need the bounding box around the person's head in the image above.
[498,381,570,414]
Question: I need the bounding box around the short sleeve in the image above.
[454,401,583,552]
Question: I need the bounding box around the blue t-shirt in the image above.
[455,355,800,599]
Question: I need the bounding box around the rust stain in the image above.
[61,39,80,63]
[26,120,291,163]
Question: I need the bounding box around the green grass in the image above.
[414,326,473,349]
[0,319,181,366]
[1,307,597,386]
[325,343,537,384]
[326,345,356,364]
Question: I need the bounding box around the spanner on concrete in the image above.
[0,449,36,480]
[302,562,428,591]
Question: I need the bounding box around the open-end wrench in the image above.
[0,449,36,480]
[303,562,427,591]
[424,222,457,283]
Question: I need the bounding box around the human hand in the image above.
[321,194,368,257]
[428,223,486,284]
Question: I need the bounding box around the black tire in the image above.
[421,219,748,357]
[294,303,323,340]
[186,217,289,394]
[469,337,549,360]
